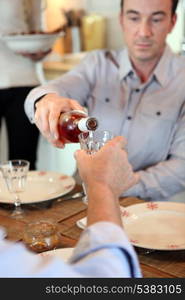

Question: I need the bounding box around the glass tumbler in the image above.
[78,130,114,204]
[23,220,61,253]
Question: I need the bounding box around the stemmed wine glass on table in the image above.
[0,159,63,252]
[0,160,30,218]
[78,130,114,204]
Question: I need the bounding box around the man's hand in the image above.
[34,93,84,148]
[75,136,139,197]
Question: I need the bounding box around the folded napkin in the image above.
[76,217,87,229]
[76,206,125,230]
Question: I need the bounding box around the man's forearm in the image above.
[86,184,123,228]
[124,158,185,200]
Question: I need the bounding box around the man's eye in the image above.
[152,18,163,23]
[129,17,139,22]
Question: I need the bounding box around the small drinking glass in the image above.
[78,130,114,204]
[23,220,61,253]
[0,160,30,218]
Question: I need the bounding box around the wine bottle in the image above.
[58,110,98,143]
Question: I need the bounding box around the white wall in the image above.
[36,135,79,175]
[167,0,185,53]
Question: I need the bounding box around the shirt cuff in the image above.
[123,182,144,198]
[24,87,60,123]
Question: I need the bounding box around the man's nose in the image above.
[138,21,152,37]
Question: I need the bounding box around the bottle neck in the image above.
[78,117,98,132]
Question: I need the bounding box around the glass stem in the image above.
[11,193,24,218]
[14,194,21,208]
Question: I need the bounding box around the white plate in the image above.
[0,171,75,204]
[0,31,64,53]
[39,248,74,263]
[76,202,185,251]
[76,207,125,229]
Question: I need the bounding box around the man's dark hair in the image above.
[120,0,179,16]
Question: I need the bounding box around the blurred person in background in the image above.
[0,0,50,169]
[0,137,141,278]
[25,0,185,199]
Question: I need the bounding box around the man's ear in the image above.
[119,12,124,27]
[169,13,177,33]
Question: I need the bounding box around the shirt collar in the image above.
[119,45,173,87]
[119,47,134,80]
[153,45,173,87]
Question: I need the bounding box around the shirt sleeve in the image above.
[24,51,99,123]
[0,223,141,278]
[124,103,185,200]
[70,222,142,278]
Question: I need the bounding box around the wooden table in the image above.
[0,184,184,278]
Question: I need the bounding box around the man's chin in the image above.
[133,51,156,63]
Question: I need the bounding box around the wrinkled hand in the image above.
[17,49,52,61]
[75,136,140,198]
[34,93,84,148]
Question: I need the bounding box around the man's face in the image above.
[120,0,177,63]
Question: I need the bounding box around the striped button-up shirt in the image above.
[25,46,185,200]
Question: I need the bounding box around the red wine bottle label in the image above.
[78,118,89,132]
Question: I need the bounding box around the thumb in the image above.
[74,149,81,160]
[74,149,86,162]
[106,136,127,150]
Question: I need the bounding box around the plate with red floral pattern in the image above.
[76,202,185,251]
[122,202,185,250]
[0,171,75,204]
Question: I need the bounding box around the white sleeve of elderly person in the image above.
[25,0,185,202]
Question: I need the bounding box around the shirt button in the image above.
[105,98,110,103]
[156,111,161,116]
[127,116,132,120]
[135,88,140,93]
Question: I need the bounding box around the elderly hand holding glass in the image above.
[78,132,139,204]
[78,130,114,203]
[75,136,139,226]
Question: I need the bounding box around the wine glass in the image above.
[78,130,114,204]
[0,160,30,218]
